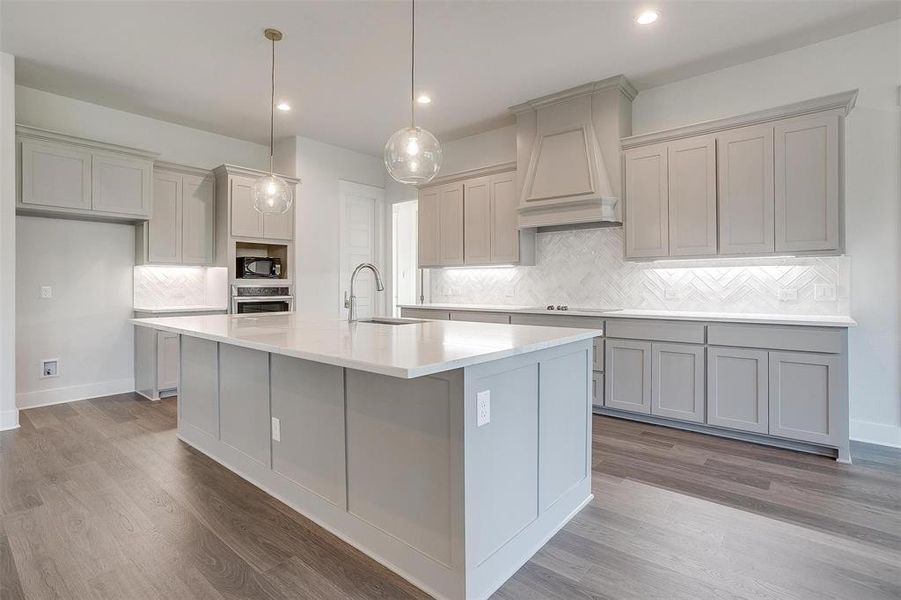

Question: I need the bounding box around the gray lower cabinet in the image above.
[707,346,769,434]
[449,310,510,324]
[218,344,271,467]
[604,339,651,414]
[651,343,705,423]
[768,351,840,445]
[179,336,219,438]
[592,371,604,408]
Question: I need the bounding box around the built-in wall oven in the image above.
[231,284,294,314]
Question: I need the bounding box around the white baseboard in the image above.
[0,408,19,431]
[850,419,901,449]
[16,378,135,410]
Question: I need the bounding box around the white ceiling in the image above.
[2,1,898,156]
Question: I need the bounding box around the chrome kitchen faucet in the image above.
[345,263,385,323]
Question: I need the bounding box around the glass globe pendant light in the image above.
[253,28,292,214]
[384,0,442,185]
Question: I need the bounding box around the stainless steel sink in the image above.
[357,317,426,325]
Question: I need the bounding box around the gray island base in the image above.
[133,315,598,599]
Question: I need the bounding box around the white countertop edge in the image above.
[398,304,856,328]
[131,318,601,379]
[133,306,229,314]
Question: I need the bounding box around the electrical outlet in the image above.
[271,417,281,441]
[815,284,837,301]
[778,288,798,302]
[476,390,490,427]
[40,286,52,299]
[41,359,59,378]
[664,288,678,300]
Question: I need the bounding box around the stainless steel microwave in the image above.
[236,256,282,279]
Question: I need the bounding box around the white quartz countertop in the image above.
[131,313,601,379]
[133,305,229,315]
[398,303,856,327]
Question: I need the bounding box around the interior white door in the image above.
[392,200,418,316]
[340,181,385,319]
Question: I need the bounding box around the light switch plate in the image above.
[778,288,798,302]
[476,390,490,427]
[271,417,281,441]
[814,284,837,301]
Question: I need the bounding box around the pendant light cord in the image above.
[410,0,415,129]
[269,34,276,174]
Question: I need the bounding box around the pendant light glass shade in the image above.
[384,126,442,185]
[253,174,292,214]
[253,28,293,215]
[384,0,441,185]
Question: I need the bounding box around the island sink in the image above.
[132,312,601,599]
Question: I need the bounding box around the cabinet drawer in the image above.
[510,313,604,331]
[605,319,705,344]
[707,323,843,354]
[449,310,510,324]
[400,308,450,320]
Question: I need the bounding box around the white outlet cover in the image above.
[40,358,59,378]
[40,286,52,299]
[476,390,490,427]
[814,284,837,301]
[778,288,798,302]
[271,417,281,441]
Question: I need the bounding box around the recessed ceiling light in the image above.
[276,102,291,111]
[635,10,659,25]
[416,95,432,105]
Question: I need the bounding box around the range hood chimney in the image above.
[509,75,635,228]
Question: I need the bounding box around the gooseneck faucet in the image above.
[345,263,385,323]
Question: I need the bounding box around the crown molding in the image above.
[621,89,858,149]
[154,160,215,177]
[16,124,159,159]
[214,163,301,185]
[508,75,637,114]
[418,161,516,188]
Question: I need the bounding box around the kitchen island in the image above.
[132,313,601,600]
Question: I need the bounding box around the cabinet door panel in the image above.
[230,176,263,238]
[263,193,294,240]
[439,182,464,266]
[604,339,652,414]
[157,332,180,392]
[490,172,519,263]
[624,143,668,258]
[463,176,491,264]
[182,174,216,264]
[592,372,604,409]
[417,187,440,267]
[707,346,768,433]
[668,136,717,256]
[717,125,774,255]
[775,115,839,252]
[219,344,271,466]
[148,171,182,263]
[769,352,840,445]
[652,343,705,423]
[20,140,92,210]
[91,153,152,216]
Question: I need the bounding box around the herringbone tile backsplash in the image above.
[430,228,849,315]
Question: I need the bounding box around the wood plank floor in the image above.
[2,393,899,600]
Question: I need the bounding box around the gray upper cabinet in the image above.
[91,152,152,217]
[418,187,440,266]
[20,139,92,210]
[624,143,668,258]
[604,338,651,414]
[17,126,157,222]
[489,171,520,264]
[707,346,769,434]
[768,351,840,445]
[717,124,775,255]
[262,194,294,240]
[651,342,705,423]
[142,166,215,266]
[230,175,263,238]
[438,182,465,266]
[463,177,491,264]
[774,114,839,252]
[668,135,717,257]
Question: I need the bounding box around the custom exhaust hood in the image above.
[510,75,636,228]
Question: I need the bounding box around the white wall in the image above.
[14,86,270,407]
[281,136,386,319]
[0,53,17,429]
[16,86,269,170]
[16,217,136,408]
[633,20,901,447]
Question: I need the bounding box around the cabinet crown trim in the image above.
[154,160,215,178]
[213,163,300,185]
[16,124,160,160]
[621,89,857,149]
[417,162,516,189]
[508,75,637,113]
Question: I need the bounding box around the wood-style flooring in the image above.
[2,393,899,599]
